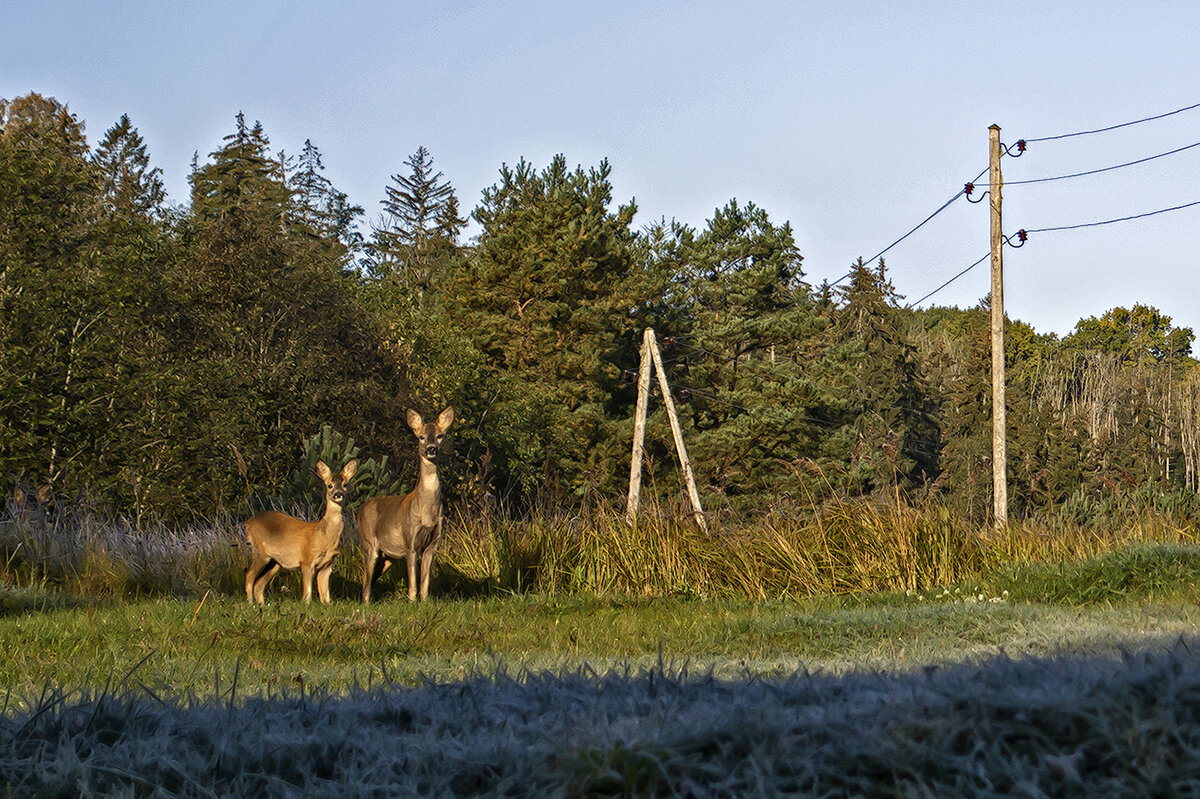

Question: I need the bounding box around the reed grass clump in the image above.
[436,499,1198,600]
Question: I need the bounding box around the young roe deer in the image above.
[244,459,357,604]
[357,407,454,603]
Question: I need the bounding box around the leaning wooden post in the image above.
[646,330,708,533]
[625,328,653,526]
[989,123,1008,530]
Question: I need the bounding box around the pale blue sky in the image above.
[4,1,1199,337]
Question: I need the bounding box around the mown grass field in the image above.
[4,504,1200,795]
[3,541,1200,698]
[4,544,1200,797]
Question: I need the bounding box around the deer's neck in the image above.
[420,453,444,491]
[415,455,441,505]
[319,501,345,536]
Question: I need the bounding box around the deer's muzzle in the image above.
[425,445,439,458]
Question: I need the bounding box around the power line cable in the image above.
[1024,198,1200,234]
[1006,140,1200,186]
[907,252,990,308]
[1025,101,1200,143]
[830,102,1199,289]
[828,166,989,287]
[907,197,1200,307]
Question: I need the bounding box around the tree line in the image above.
[2,92,1198,525]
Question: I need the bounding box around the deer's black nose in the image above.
[425,445,439,458]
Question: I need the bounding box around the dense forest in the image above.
[3,91,1199,526]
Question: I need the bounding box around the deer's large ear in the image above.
[437,406,455,433]
[407,408,423,435]
[316,460,333,482]
[341,459,358,481]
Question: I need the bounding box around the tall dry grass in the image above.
[437,499,1199,599]
[0,495,245,598]
[2,491,1196,600]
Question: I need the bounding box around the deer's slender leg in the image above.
[361,548,379,604]
[407,548,419,601]
[254,563,282,604]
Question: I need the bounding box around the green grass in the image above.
[4,542,1200,702]
[4,496,1198,601]
[5,506,1200,797]
[3,498,1200,704]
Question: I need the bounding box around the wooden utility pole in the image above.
[989,124,1008,529]
[625,329,654,526]
[626,328,708,532]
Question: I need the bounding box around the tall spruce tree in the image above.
[190,112,291,223]
[0,93,102,490]
[824,259,941,495]
[167,114,403,513]
[290,138,363,255]
[92,113,165,219]
[369,146,465,283]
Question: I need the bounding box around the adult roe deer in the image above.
[357,407,454,603]
[244,459,357,604]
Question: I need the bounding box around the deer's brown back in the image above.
[247,510,339,570]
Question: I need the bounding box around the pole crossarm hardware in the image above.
[625,328,708,533]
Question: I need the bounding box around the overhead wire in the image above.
[906,252,990,308]
[828,165,989,287]
[628,102,1200,471]
[904,102,1200,307]
[1024,101,1200,143]
[1023,199,1200,235]
[908,198,1200,307]
[828,102,1200,294]
[1005,139,1200,186]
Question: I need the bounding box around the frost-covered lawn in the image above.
[4,644,1200,797]
[4,542,1200,795]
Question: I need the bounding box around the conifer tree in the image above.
[660,200,833,508]
[369,146,464,281]
[190,112,290,223]
[0,93,101,489]
[825,259,941,494]
[92,113,165,218]
[290,138,363,257]
[168,114,403,512]
[447,155,641,501]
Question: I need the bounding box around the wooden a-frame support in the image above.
[625,327,708,532]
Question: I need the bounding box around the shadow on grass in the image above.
[0,586,91,618]
[325,562,496,604]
